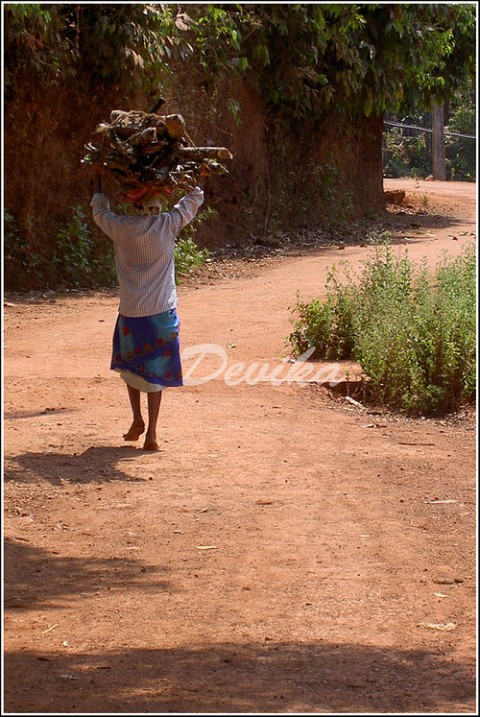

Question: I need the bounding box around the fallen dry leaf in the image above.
[425,499,458,505]
[195,545,218,550]
[417,622,457,631]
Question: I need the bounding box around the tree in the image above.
[3,3,477,289]
[6,3,474,123]
[3,3,193,98]
[184,4,477,223]
[186,3,476,120]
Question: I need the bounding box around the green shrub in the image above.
[288,245,476,415]
[288,264,358,360]
[174,206,214,281]
[54,205,116,287]
[174,236,210,278]
[383,128,430,179]
[445,90,476,181]
[54,206,93,285]
[4,209,46,289]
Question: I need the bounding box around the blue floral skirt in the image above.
[111,309,183,391]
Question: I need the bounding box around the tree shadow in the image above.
[4,407,73,420]
[4,537,171,610]
[4,445,147,486]
[385,207,476,233]
[3,640,475,714]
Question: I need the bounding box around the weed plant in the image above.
[4,209,45,289]
[54,206,117,287]
[175,207,213,281]
[288,245,476,415]
[175,236,210,279]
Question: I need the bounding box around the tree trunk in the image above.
[432,102,446,180]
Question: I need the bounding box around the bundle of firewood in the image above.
[83,107,233,196]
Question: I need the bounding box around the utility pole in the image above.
[432,101,446,180]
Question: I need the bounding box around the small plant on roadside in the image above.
[174,206,214,281]
[90,239,117,287]
[365,229,393,246]
[54,205,116,287]
[4,209,45,288]
[175,236,210,277]
[288,263,358,361]
[288,244,476,415]
[54,206,94,286]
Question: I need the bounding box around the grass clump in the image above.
[288,245,476,415]
[175,236,209,278]
[54,206,117,287]
[174,206,213,282]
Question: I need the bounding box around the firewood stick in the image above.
[174,146,233,160]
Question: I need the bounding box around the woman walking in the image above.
[91,170,204,450]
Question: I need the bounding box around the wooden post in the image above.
[432,101,446,180]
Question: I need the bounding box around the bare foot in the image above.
[143,436,159,451]
[123,420,145,441]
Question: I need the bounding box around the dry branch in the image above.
[84,107,233,196]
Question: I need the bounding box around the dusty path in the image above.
[3,179,477,714]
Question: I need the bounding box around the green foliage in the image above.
[446,90,477,181]
[3,4,194,96]
[3,3,476,294]
[54,206,92,285]
[190,4,476,121]
[54,206,116,287]
[174,206,214,281]
[288,246,476,415]
[289,271,358,362]
[74,5,193,93]
[3,4,76,91]
[174,237,209,279]
[365,229,393,246]
[193,5,253,76]
[384,85,476,181]
[383,124,430,179]
[89,239,117,288]
[5,4,474,120]
[3,209,45,289]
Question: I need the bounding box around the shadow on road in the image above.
[4,445,148,486]
[4,537,171,610]
[3,640,475,713]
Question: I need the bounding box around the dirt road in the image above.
[3,179,477,713]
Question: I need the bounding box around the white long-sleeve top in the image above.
[91,186,204,317]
